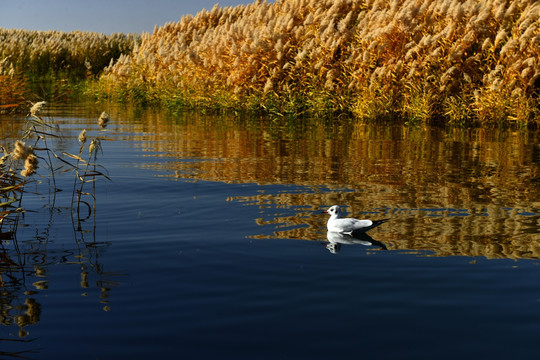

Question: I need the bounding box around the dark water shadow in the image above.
[324,230,388,254]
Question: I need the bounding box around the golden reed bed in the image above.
[2,0,540,125]
[98,0,540,125]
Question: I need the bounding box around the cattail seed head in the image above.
[29,101,46,116]
[78,129,87,144]
[21,154,38,177]
[89,139,101,156]
[494,29,507,48]
[263,78,273,93]
[98,112,110,128]
[481,38,492,51]
[11,140,31,161]
[89,139,96,155]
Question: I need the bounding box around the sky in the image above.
[0,0,256,34]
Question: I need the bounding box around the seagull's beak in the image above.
[322,210,328,213]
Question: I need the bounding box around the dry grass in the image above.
[0,28,138,78]
[1,1,539,125]
[97,0,540,125]
[0,28,138,110]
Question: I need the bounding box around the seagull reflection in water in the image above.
[325,231,387,254]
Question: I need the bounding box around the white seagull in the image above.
[323,205,388,234]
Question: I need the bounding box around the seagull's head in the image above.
[323,205,341,217]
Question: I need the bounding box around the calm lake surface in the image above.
[1,103,540,359]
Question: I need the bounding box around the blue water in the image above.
[2,107,540,359]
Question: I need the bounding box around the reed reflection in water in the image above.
[0,210,123,358]
[115,109,540,259]
[0,107,124,358]
[1,105,540,359]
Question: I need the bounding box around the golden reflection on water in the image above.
[0,114,25,141]
[1,106,122,341]
[0,105,539,347]
[0,232,119,340]
[114,109,540,259]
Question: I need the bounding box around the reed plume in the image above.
[21,154,38,177]
[98,112,109,128]
[78,129,87,144]
[29,101,46,117]
[11,140,32,161]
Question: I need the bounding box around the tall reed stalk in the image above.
[0,101,110,237]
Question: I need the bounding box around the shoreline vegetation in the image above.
[0,28,139,109]
[1,0,540,126]
[0,100,111,238]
